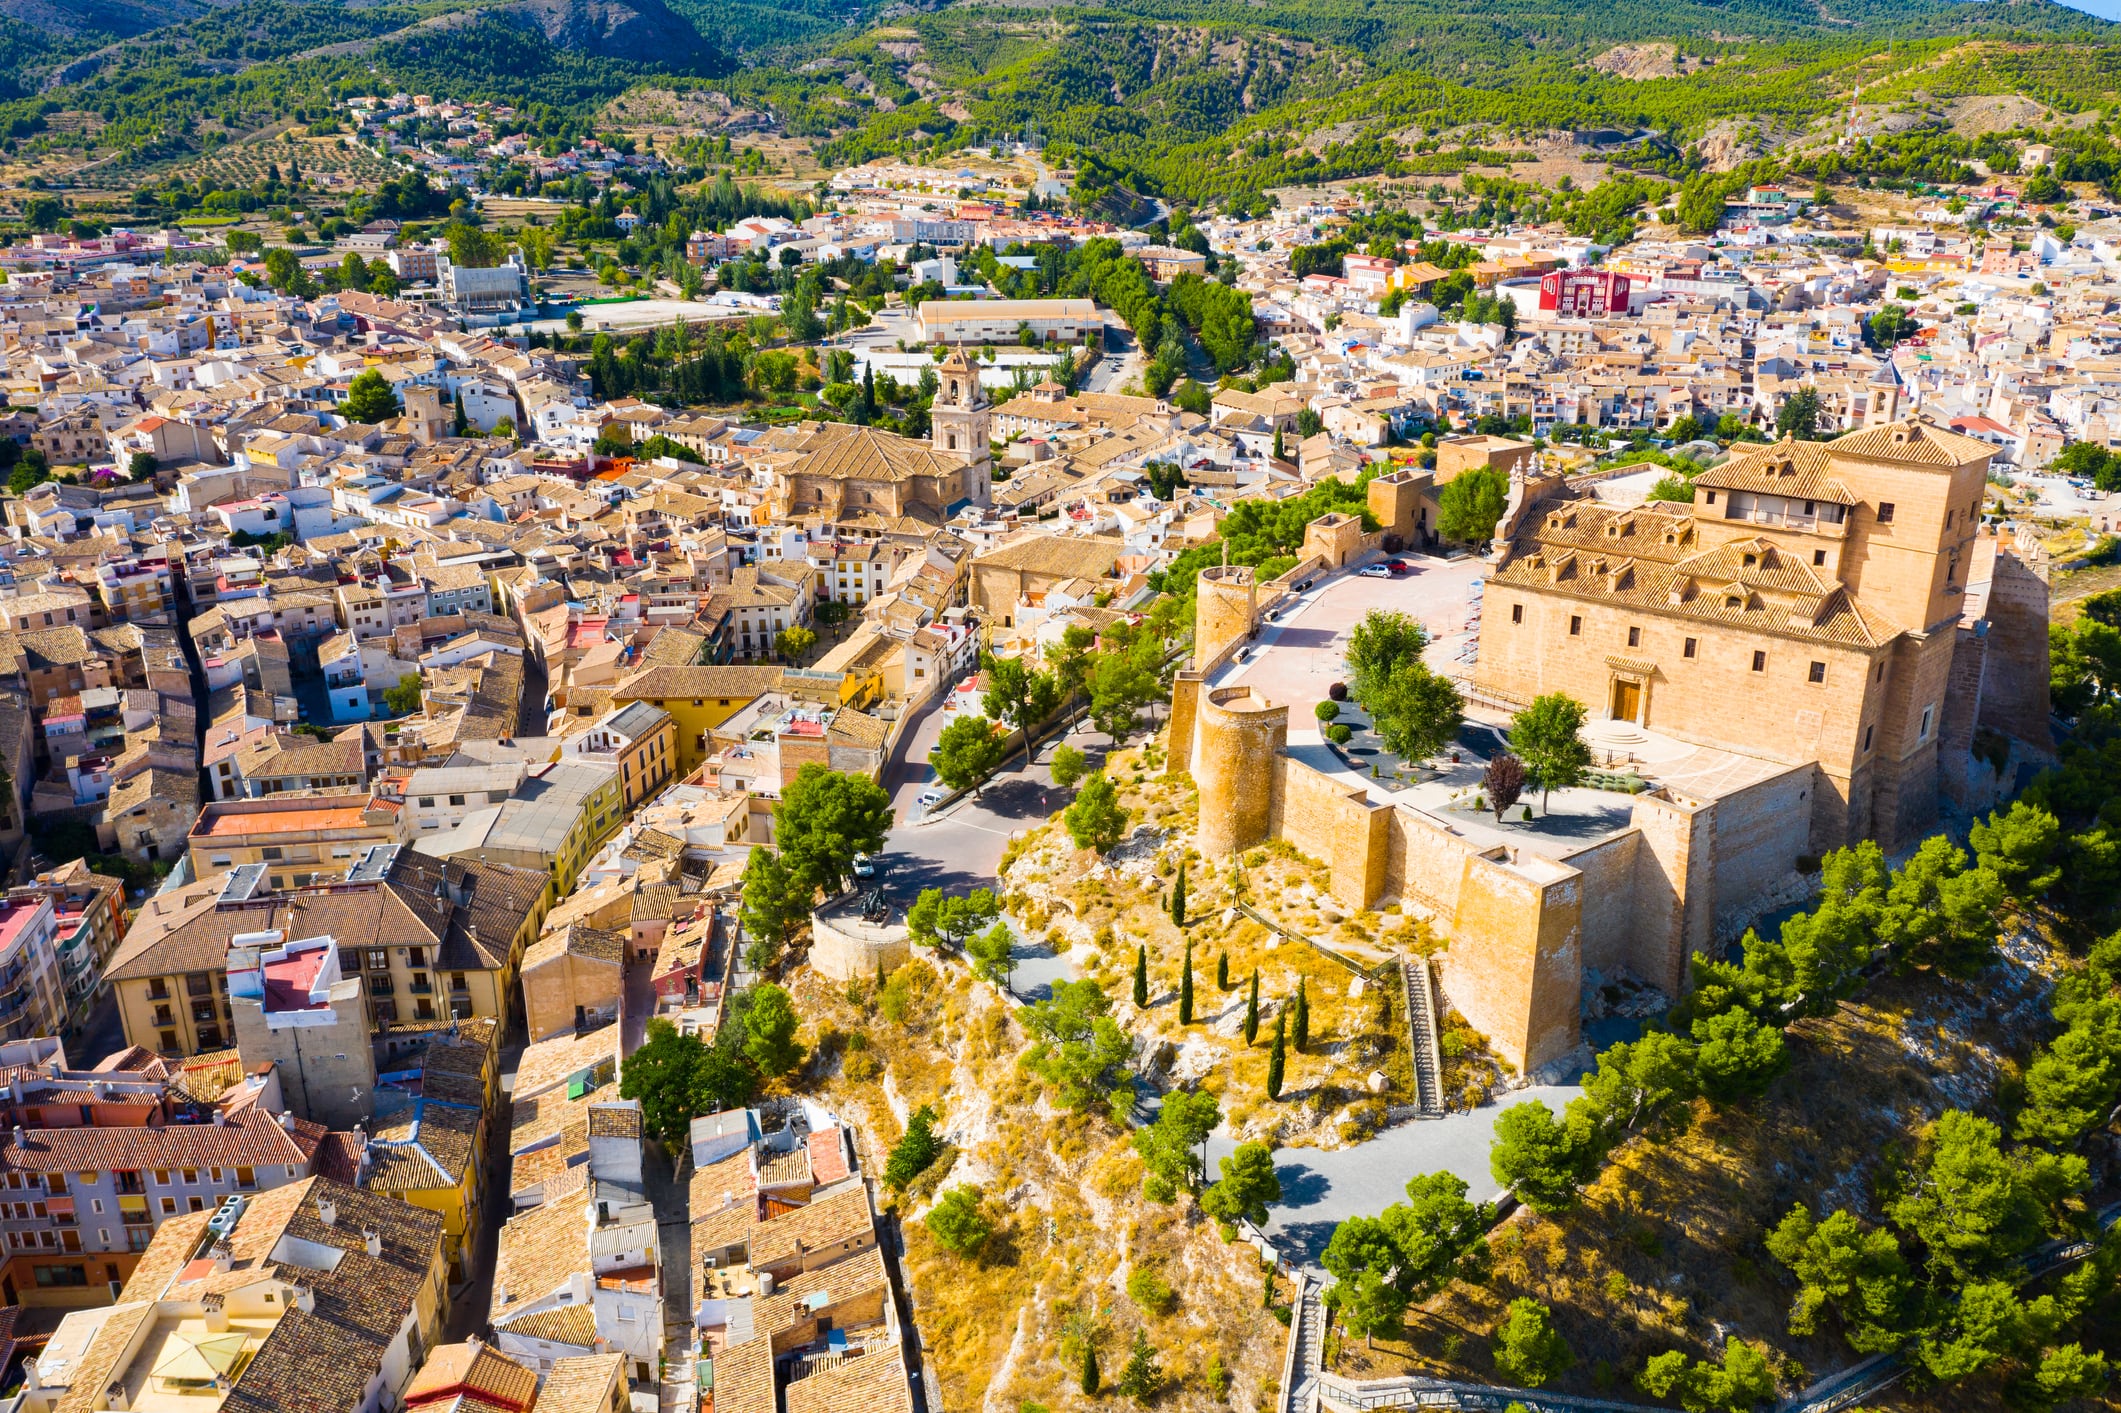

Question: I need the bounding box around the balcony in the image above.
[408,977,433,995]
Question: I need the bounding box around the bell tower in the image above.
[930,349,992,506]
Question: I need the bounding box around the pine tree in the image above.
[1133,944,1149,1008]
[1217,951,1230,991]
[1179,939,1194,1025]
[1081,1342,1100,1396]
[1266,1012,1286,1100]
[1171,859,1187,925]
[1243,969,1260,1045]
[1117,1331,1160,1403]
[1292,977,1309,1053]
[875,956,887,991]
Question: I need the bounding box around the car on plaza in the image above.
[1385,559,1411,574]
[1358,565,1392,578]
[853,852,879,878]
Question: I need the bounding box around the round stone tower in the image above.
[1194,563,1257,672]
[1192,685,1288,862]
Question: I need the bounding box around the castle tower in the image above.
[930,349,992,506]
[1193,563,1258,672]
[1190,686,1287,862]
[402,384,448,446]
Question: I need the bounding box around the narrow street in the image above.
[446,1033,524,1343]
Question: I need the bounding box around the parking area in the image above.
[1213,552,1487,708]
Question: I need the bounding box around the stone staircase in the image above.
[1400,959,1445,1118]
[1284,1272,1327,1413]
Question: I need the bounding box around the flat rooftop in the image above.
[114,1310,276,1413]
[262,948,328,1012]
[193,804,375,838]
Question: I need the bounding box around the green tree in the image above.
[617,1017,712,1146]
[1242,969,1260,1045]
[885,1106,942,1191]
[1201,1141,1281,1229]
[777,625,818,661]
[1691,1008,1787,1103]
[1970,801,2063,902]
[742,983,805,1077]
[126,451,156,481]
[1887,1109,2087,1281]
[382,672,423,715]
[1581,1030,1695,1133]
[1050,744,1089,789]
[444,221,506,268]
[1292,977,1308,1052]
[1266,1012,1287,1099]
[967,922,1016,986]
[983,654,1062,766]
[1346,610,1428,705]
[2025,1344,2110,1408]
[1764,1206,1915,1354]
[1368,660,1463,766]
[1170,860,1187,926]
[933,714,1005,794]
[1510,694,1592,811]
[340,368,401,424]
[1021,979,1135,1113]
[1065,771,1129,853]
[1216,952,1230,991]
[775,765,892,898]
[1133,944,1150,1008]
[926,1186,992,1256]
[1437,467,1509,543]
[739,846,808,971]
[1879,836,2004,978]
[1491,1299,1572,1388]
[1776,386,1823,441]
[1489,1099,1595,1213]
[1178,940,1195,1024]
[1089,652,1160,747]
[1116,1331,1160,1403]
[1636,1339,1775,1413]
[1081,1343,1100,1396]
[1133,1088,1220,1201]
[906,888,1000,951]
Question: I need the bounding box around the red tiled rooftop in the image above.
[808,1128,850,1185]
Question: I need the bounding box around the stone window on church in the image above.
[1626,626,1640,648]
[1751,651,1766,672]
[1683,638,1696,658]
[1808,661,1826,683]
[1876,502,1895,523]
[1568,616,1581,635]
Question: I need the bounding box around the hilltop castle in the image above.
[1169,419,2049,1074]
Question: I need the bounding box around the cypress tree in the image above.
[1243,968,1260,1045]
[1133,944,1149,1008]
[1179,939,1194,1025]
[1171,859,1187,925]
[1266,1012,1286,1100]
[1081,1342,1100,1396]
[1217,951,1230,991]
[1292,977,1309,1053]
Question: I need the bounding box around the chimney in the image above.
[9,1126,18,1147]
[362,1228,381,1257]
[315,1198,336,1228]
[279,1111,294,1133]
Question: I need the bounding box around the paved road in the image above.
[446,1033,527,1342]
[1205,1083,1586,1270]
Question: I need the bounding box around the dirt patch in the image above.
[1945,93,2057,137]
[1586,42,1708,82]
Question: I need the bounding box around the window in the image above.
[1877,502,1894,524]
[1813,549,1826,566]
[1808,661,1826,683]
[1876,661,1886,682]
[159,1198,175,1215]
[154,1171,169,1186]
[1704,490,1716,505]
[1568,615,1581,636]
[260,846,282,861]
[1751,651,1766,673]
[417,797,434,808]
[1682,638,1697,659]
[1920,705,1934,741]
[1863,724,1874,753]
[181,1169,196,1185]
[235,1167,256,1191]
[188,1196,205,1213]
[1626,626,1640,648]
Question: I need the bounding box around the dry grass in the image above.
[998,740,1443,1147]
[788,955,1291,1413]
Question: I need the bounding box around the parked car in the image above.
[916,788,945,809]
[853,852,879,878]
[1235,646,1255,662]
[1358,565,1391,578]
[1385,559,1411,573]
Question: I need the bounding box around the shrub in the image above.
[1126,1266,1177,1315]
[1326,723,1353,745]
[1328,681,1348,701]
[1315,700,1340,723]
[925,1186,992,1256]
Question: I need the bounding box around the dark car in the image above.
[1385,559,1410,573]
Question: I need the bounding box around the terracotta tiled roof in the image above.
[0,1106,323,1175]
[492,1187,590,1322]
[406,1340,540,1408]
[536,1353,626,1413]
[784,1344,915,1413]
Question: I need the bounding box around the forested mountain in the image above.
[1,0,2119,208]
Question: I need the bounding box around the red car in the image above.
[1385,559,1411,574]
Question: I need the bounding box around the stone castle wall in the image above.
[1190,686,1287,862]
